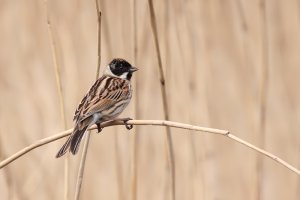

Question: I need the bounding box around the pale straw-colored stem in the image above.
[147,0,175,199]
[44,1,69,199]
[74,131,91,200]
[256,0,269,199]
[95,0,102,80]
[131,0,139,199]
[73,1,102,199]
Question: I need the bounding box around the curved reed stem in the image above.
[1,120,299,176]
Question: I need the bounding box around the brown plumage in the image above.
[56,58,138,158]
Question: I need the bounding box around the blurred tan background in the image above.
[0,0,300,199]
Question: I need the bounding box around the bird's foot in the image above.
[123,117,133,130]
[96,123,103,133]
[97,118,133,131]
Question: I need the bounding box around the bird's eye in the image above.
[117,65,123,70]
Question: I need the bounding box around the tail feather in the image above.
[56,134,73,158]
[56,125,89,158]
[70,125,89,155]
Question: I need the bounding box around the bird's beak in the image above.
[129,66,139,72]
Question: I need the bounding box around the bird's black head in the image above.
[108,58,138,80]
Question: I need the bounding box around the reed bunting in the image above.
[56,58,138,158]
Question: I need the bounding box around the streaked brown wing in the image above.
[81,89,129,120]
[73,94,88,121]
[76,77,131,122]
[73,76,106,122]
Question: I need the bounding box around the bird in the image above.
[56,58,138,158]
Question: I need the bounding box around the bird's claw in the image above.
[123,118,133,130]
[96,123,103,133]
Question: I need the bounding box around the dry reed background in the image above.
[0,0,300,199]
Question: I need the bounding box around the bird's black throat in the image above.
[126,72,132,80]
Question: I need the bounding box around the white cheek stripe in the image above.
[103,65,117,77]
[119,72,128,79]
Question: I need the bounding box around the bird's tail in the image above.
[70,125,88,155]
[56,124,89,158]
